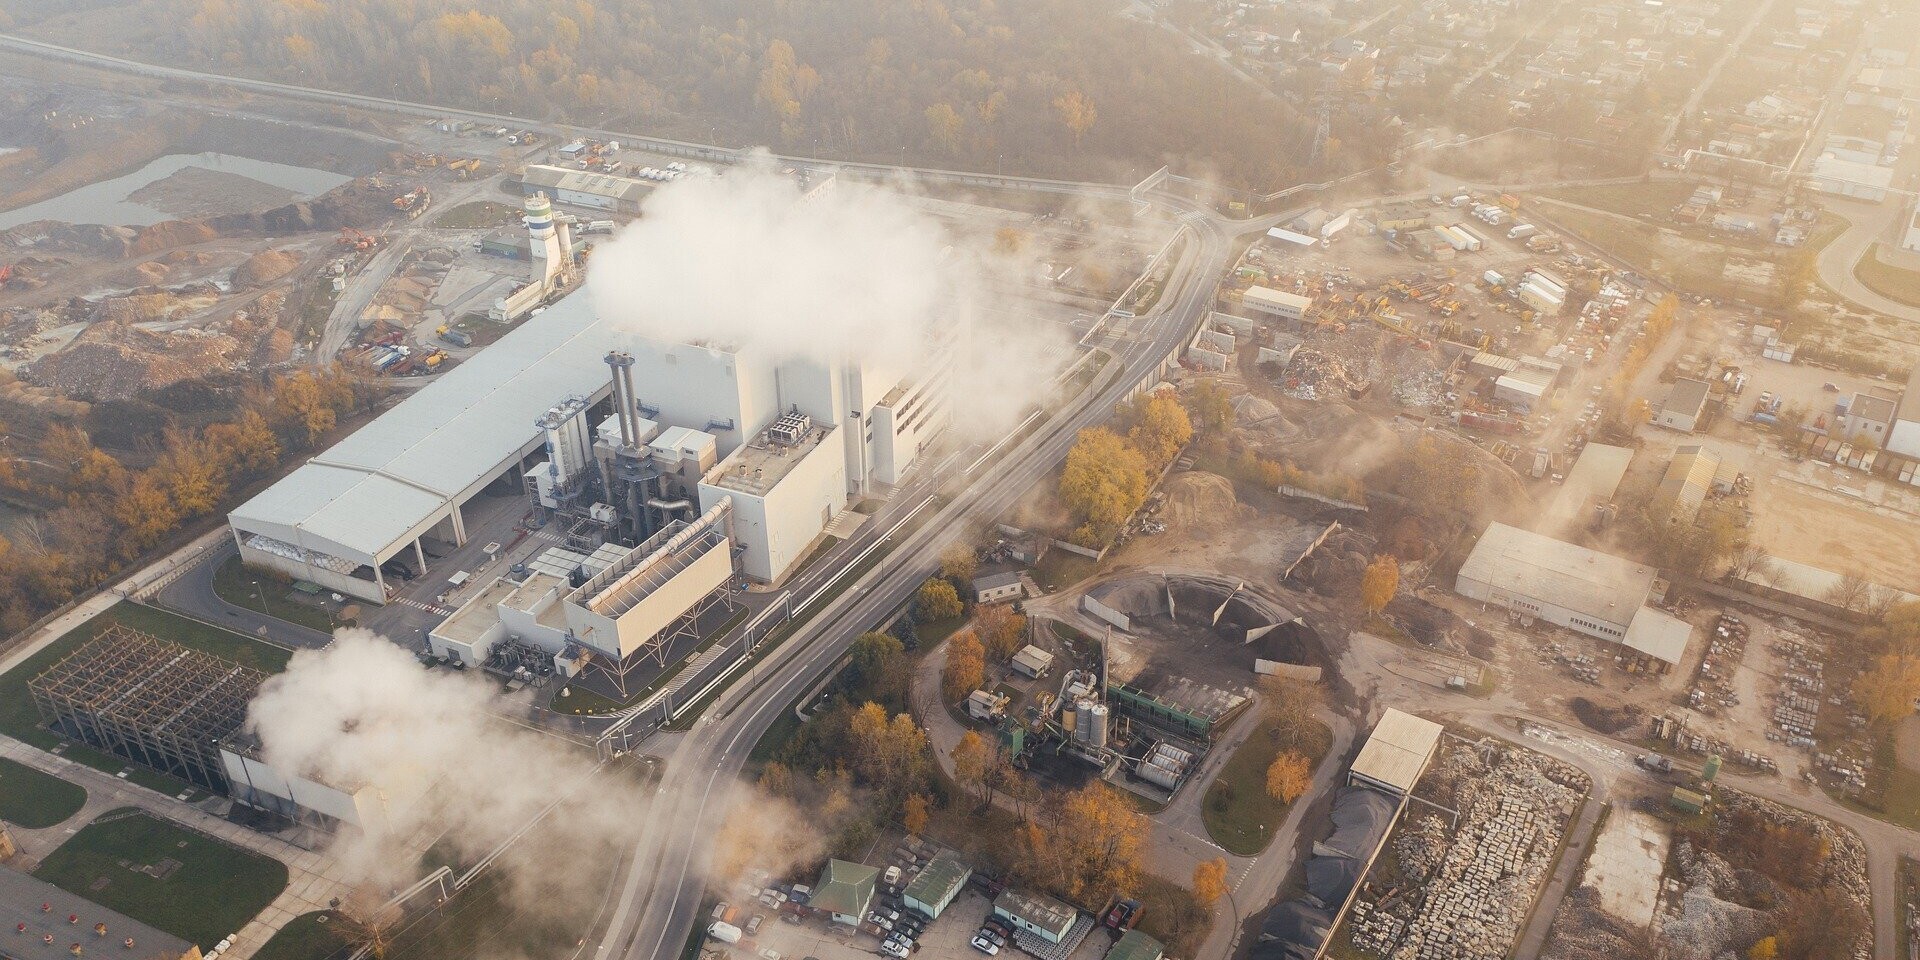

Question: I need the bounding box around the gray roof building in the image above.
[0,864,201,959]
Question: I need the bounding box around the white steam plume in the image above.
[587,153,1068,436]
[246,631,643,893]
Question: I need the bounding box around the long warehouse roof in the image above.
[230,290,615,560]
[1457,521,1656,627]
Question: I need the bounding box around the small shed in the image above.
[1107,929,1166,960]
[903,850,972,919]
[973,571,1026,605]
[994,888,1077,943]
[1348,708,1443,797]
[1010,645,1055,679]
[811,859,878,926]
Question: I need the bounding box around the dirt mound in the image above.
[129,219,219,256]
[1233,394,1280,424]
[21,322,236,401]
[1570,697,1643,734]
[1162,471,1239,528]
[234,249,299,288]
[0,221,138,258]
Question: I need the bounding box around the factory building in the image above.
[492,191,577,322]
[229,283,951,604]
[219,733,412,833]
[1456,522,1691,670]
[1655,377,1712,432]
[521,164,651,213]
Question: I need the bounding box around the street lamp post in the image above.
[250,580,269,617]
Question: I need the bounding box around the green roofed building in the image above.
[813,859,879,926]
[1107,929,1165,960]
[903,850,972,919]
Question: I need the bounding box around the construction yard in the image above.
[1335,736,1589,960]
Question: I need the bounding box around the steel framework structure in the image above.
[29,626,264,792]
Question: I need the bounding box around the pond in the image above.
[0,152,351,229]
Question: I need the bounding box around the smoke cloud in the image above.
[246,631,645,894]
[587,152,1068,435]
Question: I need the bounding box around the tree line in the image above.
[0,368,369,636]
[25,0,1317,187]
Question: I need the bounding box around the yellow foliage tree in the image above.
[902,793,931,835]
[1747,936,1777,960]
[939,543,978,583]
[952,729,989,799]
[1266,750,1313,804]
[1853,654,1920,726]
[975,602,1028,661]
[918,576,964,621]
[1060,427,1150,542]
[1192,857,1228,907]
[1128,393,1193,465]
[1053,90,1097,146]
[943,630,985,703]
[1361,554,1400,614]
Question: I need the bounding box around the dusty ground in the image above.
[127,166,301,219]
[1747,479,1920,591]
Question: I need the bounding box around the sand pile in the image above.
[235,249,299,287]
[1162,471,1239,528]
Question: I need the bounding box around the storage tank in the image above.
[1137,759,1181,790]
[1082,703,1110,748]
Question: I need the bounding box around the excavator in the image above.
[337,227,379,251]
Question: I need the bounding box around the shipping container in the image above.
[1507,224,1537,239]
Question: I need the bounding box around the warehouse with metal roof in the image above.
[1455,522,1657,640]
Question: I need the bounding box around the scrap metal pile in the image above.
[1343,740,1587,960]
[1769,635,1824,749]
[1687,614,1747,715]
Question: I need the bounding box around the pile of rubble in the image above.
[19,321,237,401]
[1655,792,1871,960]
[1345,741,1587,960]
[1279,346,1377,400]
[1768,636,1825,749]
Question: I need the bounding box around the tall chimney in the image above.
[605,351,637,447]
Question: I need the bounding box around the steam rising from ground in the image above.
[247,632,645,895]
[588,153,1066,435]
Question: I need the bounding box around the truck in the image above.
[1507,224,1538,240]
[1531,447,1550,479]
[1636,753,1674,775]
[709,923,742,944]
[440,328,474,348]
[1454,224,1486,252]
[583,220,616,235]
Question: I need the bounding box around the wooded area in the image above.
[0,367,370,635]
[4,0,1314,186]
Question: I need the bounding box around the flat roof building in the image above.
[1241,286,1314,323]
[1540,443,1634,531]
[1656,377,1712,432]
[0,864,201,960]
[994,888,1077,943]
[1457,522,1690,669]
[1348,708,1442,796]
[903,850,972,919]
[521,164,651,213]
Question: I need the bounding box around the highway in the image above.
[593,203,1237,960]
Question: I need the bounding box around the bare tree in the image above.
[1728,543,1772,582]
[1825,568,1871,613]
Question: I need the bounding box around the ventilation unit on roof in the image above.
[768,411,811,446]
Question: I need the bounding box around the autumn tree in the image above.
[1747,936,1778,960]
[1361,554,1400,615]
[943,630,985,703]
[1054,784,1144,902]
[902,793,931,835]
[975,602,1028,662]
[917,576,964,621]
[759,761,794,798]
[1265,750,1313,804]
[952,729,990,802]
[1189,380,1234,433]
[1127,393,1194,465]
[1060,427,1151,544]
[849,631,906,698]
[1192,857,1228,907]
[940,543,979,583]
[1853,654,1920,726]
[925,102,964,153]
[1054,90,1098,146]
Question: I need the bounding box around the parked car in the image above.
[712,902,731,920]
[745,915,764,935]
[879,941,910,959]
[971,935,1000,955]
[758,949,782,960]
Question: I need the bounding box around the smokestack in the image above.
[605,351,637,447]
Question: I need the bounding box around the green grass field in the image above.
[252,912,352,960]
[434,200,521,229]
[211,554,345,634]
[1201,715,1335,856]
[34,809,288,949]
[0,603,292,752]
[0,756,86,828]
[1540,180,1698,221]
